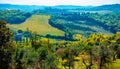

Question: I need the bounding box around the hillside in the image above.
[93,4,120,13]
[49,13,113,36]
[8,15,64,36]
[0,10,32,24]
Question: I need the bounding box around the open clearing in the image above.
[8,15,64,36]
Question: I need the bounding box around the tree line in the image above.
[0,10,31,24]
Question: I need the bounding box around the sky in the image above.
[0,0,120,6]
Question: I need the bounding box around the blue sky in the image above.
[0,0,120,6]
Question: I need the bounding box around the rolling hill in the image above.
[49,13,113,36]
[0,4,45,12]
[0,4,120,13]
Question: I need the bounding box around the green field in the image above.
[8,15,64,36]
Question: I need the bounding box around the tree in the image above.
[64,28,73,40]
[0,20,14,69]
[82,43,93,69]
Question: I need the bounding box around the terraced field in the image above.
[8,15,64,36]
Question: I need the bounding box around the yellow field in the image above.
[8,15,64,36]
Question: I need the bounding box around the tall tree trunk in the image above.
[100,63,102,69]
[113,53,116,61]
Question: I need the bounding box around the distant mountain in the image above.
[93,4,120,13]
[53,5,93,9]
[0,4,120,13]
[95,4,120,10]
[0,4,45,12]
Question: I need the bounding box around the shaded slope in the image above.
[49,13,112,35]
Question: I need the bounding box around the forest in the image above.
[0,4,120,69]
[0,10,31,24]
[49,12,120,35]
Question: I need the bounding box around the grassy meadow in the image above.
[8,15,64,36]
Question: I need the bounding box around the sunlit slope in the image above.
[8,15,64,36]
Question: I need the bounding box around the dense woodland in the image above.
[0,4,120,69]
[0,10,31,24]
[49,12,120,36]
